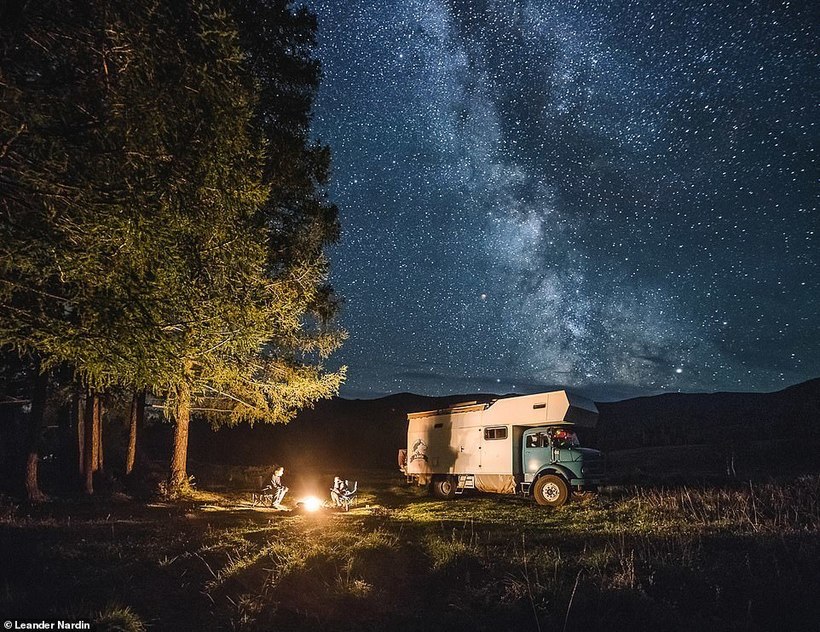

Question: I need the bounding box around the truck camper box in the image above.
[402,390,604,507]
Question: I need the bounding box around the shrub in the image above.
[93,604,146,632]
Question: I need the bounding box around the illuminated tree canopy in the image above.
[0,0,344,492]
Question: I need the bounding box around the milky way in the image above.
[310,0,817,400]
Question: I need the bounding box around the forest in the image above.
[0,0,344,501]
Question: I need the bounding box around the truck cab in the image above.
[520,426,605,506]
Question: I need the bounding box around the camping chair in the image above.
[252,484,275,507]
[338,481,358,511]
[253,482,286,507]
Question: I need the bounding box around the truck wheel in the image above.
[533,475,569,507]
[431,475,457,499]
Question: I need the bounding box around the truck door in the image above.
[522,429,549,481]
[480,425,511,473]
[453,425,482,472]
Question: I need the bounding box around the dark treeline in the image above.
[149,380,820,479]
[0,0,345,501]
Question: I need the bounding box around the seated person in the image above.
[526,433,544,448]
[330,476,350,507]
[263,466,288,508]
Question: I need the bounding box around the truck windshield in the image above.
[549,428,579,448]
[526,430,580,448]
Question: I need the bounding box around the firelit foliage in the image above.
[0,1,344,424]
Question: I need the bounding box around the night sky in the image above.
[309,0,817,401]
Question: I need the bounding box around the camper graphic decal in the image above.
[409,439,428,463]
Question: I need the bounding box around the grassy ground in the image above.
[2,472,819,631]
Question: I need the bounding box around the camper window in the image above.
[484,426,508,440]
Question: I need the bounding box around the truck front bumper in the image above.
[570,478,603,491]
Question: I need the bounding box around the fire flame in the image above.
[300,496,323,512]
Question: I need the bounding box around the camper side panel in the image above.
[478,425,513,474]
[451,419,482,472]
[407,411,492,475]
[406,414,461,475]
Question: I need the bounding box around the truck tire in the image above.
[431,475,457,499]
[533,474,569,507]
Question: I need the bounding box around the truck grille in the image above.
[584,455,606,478]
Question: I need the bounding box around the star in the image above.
[310,0,817,400]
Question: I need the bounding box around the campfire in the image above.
[296,496,324,512]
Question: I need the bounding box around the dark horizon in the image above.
[333,374,820,403]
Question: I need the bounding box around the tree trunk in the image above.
[169,381,191,490]
[83,391,97,495]
[24,369,48,503]
[57,393,75,494]
[94,395,103,472]
[76,389,85,475]
[126,390,145,475]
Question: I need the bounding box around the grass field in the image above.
[2,471,819,631]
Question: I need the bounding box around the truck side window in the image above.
[484,426,508,440]
[526,433,549,447]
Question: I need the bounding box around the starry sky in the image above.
[309,0,818,401]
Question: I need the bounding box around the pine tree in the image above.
[1,0,345,497]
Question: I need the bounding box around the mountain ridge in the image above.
[170,377,820,473]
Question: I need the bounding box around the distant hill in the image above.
[166,379,820,475]
[596,377,820,450]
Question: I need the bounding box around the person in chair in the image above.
[266,466,288,508]
[330,476,349,507]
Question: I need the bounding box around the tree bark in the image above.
[76,389,84,475]
[126,390,145,475]
[169,380,191,490]
[24,369,48,503]
[94,395,103,472]
[83,391,97,495]
[57,392,75,493]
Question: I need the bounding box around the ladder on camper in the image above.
[455,474,475,495]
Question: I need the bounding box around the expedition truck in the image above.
[399,390,605,507]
